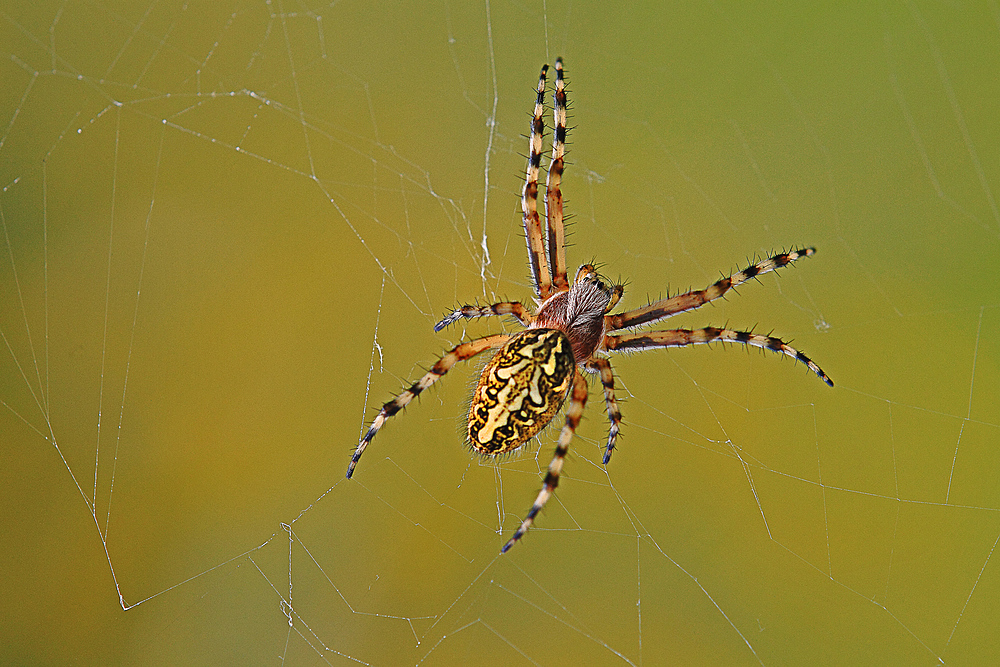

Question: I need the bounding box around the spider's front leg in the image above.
[502,367,589,553]
[347,334,511,479]
[545,57,569,291]
[433,302,533,332]
[523,63,553,300]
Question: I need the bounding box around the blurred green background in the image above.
[1,1,998,665]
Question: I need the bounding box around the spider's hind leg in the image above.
[502,367,589,552]
[604,326,833,387]
[347,334,511,478]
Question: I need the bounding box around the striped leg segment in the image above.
[523,64,553,300]
[347,334,511,479]
[606,248,817,331]
[546,57,569,291]
[502,367,589,553]
[433,302,533,332]
[604,327,834,387]
[587,358,622,464]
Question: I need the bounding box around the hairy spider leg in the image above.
[546,57,569,291]
[606,248,817,331]
[502,367,589,552]
[434,301,534,332]
[347,334,512,478]
[523,64,553,300]
[605,327,833,387]
[587,358,622,464]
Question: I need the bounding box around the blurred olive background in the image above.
[1,1,998,665]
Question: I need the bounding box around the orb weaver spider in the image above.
[348,58,833,553]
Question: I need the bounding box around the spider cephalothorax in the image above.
[347,58,833,553]
[534,265,617,360]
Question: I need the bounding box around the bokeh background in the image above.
[2,1,998,665]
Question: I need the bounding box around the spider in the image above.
[347,58,833,553]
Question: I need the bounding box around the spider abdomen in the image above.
[468,329,575,455]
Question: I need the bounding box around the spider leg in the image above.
[587,358,622,465]
[433,302,533,332]
[606,248,816,331]
[546,57,568,291]
[524,64,553,300]
[347,333,512,479]
[604,327,834,386]
[502,367,589,553]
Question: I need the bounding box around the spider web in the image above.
[2,1,999,664]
